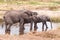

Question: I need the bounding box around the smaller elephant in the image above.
[31,15,52,31]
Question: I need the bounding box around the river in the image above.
[0,22,60,35]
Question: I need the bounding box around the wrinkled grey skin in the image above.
[31,15,52,31]
[3,10,38,34]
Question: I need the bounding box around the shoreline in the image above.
[0,28,60,40]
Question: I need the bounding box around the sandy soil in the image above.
[0,28,60,40]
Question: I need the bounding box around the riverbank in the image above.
[0,28,60,40]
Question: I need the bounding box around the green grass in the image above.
[13,1,60,5]
[51,17,60,23]
[0,1,59,5]
[52,1,60,4]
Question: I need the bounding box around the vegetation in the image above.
[0,0,60,22]
[50,17,60,22]
[0,1,59,11]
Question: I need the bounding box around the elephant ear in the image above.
[33,12,38,15]
[24,11,32,16]
[24,11,29,15]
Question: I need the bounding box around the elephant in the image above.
[2,10,38,34]
[31,15,52,31]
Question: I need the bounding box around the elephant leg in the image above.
[5,23,8,34]
[30,21,33,31]
[19,24,24,35]
[34,23,37,32]
[1,22,4,28]
[45,22,48,31]
[7,24,12,34]
[50,20,52,29]
[19,18,24,35]
[19,25,24,35]
[42,22,44,31]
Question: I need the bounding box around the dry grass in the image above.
[0,1,59,10]
[28,28,60,38]
[51,17,60,22]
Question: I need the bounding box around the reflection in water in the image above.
[0,22,60,35]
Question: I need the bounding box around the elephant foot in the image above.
[42,26,44,31]
[7,31,10,34]
[5,31,10,34]
[5,31,8,34]
[19,26,25,35]
[32,31,36,34]
[19,29,24,35]
[34,26,38,31]
[45,27,48,31]
[7,29,10,34]
[30,28,32,32]
[19,32,24,35]
[42,29,44,31]
[5,29,8,34]
[30,28,32,31]
[19,30,24,35]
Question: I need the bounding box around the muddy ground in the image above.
[0,28,59,40]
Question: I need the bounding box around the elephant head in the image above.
[24,10,38,17]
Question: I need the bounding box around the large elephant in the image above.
[3,10,38,34]
[31,15,52,31]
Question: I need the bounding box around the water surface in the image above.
[0,22,60,35]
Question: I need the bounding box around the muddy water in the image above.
[0,22,60,35]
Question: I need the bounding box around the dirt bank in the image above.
[0,28,60,40]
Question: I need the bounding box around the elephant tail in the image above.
[1,22,5,28]
[50,18,52,29]
[1,16,5,28]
